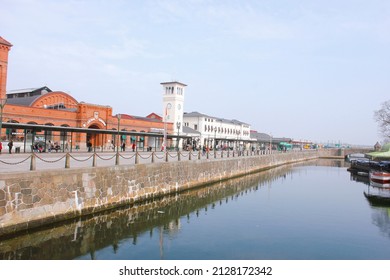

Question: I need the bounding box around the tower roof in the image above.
[160,81,187,87]
[0,36,12,47]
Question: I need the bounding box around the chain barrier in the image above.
[0,155,32,165]
[167,152,178,158]
[137,153,153,160]
[118,153,136,160]
[95,153,117,161]
[35,153,67,163]
[69,154,94,162]
[179,152,189,158]
[0,148,295,171]
[154,152,166,160]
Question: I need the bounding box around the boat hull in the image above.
[370,171,390,184]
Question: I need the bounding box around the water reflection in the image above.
[0,162,306,260]
[352,172,390,240]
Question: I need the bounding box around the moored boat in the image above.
[369,161,390,184]
[370,171,390,184]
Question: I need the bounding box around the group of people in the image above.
[0,140,14,154]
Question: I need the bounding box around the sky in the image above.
[1,0,389,146]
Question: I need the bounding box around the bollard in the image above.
[30,153,36,171]
[198,150,201,160]
[65,153,70,168]
[227,150,229,158]
[166,151,169,162]
[214,151,217,159]
[189,151,192,161]
[92,153,97,167]
[221,151,223,158]
[115,151,120,165]
[151,152,155,163]
[135,152,139,164]
[177,151,181,161]
[207,151,209,160]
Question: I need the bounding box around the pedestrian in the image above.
[8,140,13,154]
[87,140,92,152]
[0,141,2,154]
[132,143,136,152]
[122,142,126,152]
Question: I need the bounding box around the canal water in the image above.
[1,158,390,260]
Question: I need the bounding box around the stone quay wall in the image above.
[0,150,326,237]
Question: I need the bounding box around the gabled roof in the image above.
[0,36,12,47]
[184,111,249,126]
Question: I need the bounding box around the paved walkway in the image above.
[0,150,258,173]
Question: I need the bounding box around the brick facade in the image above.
[0,36,173,150]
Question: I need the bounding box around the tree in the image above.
[374,100,390,141]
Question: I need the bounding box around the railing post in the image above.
[198,150,201,160]
[92,153,97,167]
[151,152,155,163]
[214,151,217,159]
[221,150,223,158]
[165,151,169,162]
[135,152,139,164]
[178,151,181,161]
[65,153,70,168]
[207,151,209,160]
[30,153,36,171]
[227,149,230,158]
[115,151,120,165]
[189,151,192,161]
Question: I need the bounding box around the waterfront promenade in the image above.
[0,149,278,173]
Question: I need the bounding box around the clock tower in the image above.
[161,81,186,135]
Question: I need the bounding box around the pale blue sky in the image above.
[1,0,389,145]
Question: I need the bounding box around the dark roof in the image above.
[0,36,12,47]
[6,86,52,106]
[160,81,187,87]
[6,95,40,106]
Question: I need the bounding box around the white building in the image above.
[183,111,251,150]
[161,81,252,150]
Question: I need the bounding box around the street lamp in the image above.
[163,103,171,151]
[176,121,181,151]
[117,114,121,152]
[0,98,7,144]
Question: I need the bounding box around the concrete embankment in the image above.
[0,150,324,237]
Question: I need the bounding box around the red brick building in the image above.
[0,36,172,151]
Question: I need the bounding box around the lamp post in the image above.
[163,103,171,151]
[176,121,181,151]
[117,114,121,152]
[0,98,6,144]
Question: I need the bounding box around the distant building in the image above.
[182,111,251,150]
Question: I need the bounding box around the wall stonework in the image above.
[0,151,323,237]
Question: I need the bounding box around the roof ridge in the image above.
[0,36,12,47]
